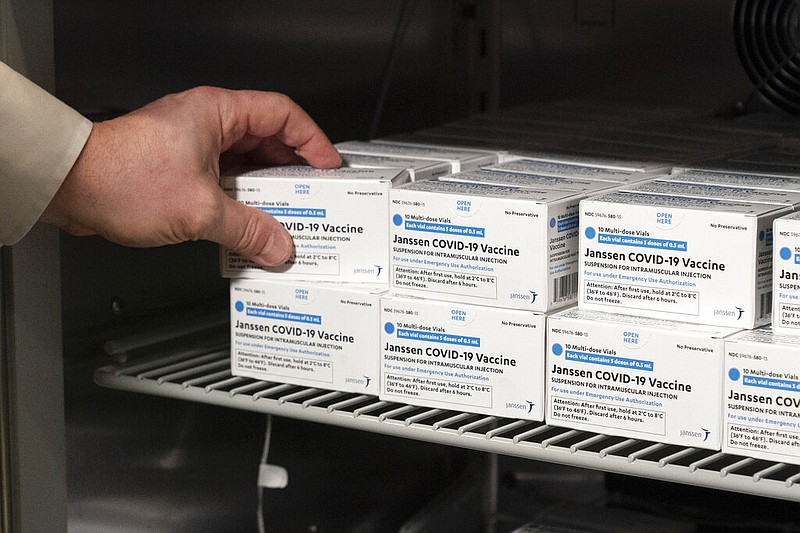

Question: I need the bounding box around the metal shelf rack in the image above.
[94,346,800,503]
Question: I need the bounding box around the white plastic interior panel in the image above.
[94,346,800,503]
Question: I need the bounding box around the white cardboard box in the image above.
[724,328,800,464]
[484,158,662,184]
[439,169,621,193]
[773,211,800,334]
[547,308,740,449]
[220,166,409,282]
[341,153,450,181]
[336,140,498,173]
[664,169,800,193]
[230,278,385,394]
[373,136,515,163]
[579,190,793,328]
[390,179,582,312]
[380,294,547,420]
[623,179,800,206]
[502,150,672,174]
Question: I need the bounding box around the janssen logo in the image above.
[680,427,711,442]
[504,401,534,413]
[345,375,372,388]
[712,307,745,320]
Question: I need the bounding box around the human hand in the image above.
[41,86,341,266]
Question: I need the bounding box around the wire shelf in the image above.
[94,347,800,503]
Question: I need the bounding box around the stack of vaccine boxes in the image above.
[221,144,502,397]
[723,165,800,465]
[380,157,663,421]
[222,165,410,396]
[657,168,800,464]
[547,165,800,451]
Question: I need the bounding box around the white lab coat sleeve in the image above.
[0,61,93,245]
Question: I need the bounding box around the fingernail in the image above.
[254,230,293,267]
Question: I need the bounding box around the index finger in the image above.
[215,89,341,169]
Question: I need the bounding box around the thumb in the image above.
[211,193,293,267]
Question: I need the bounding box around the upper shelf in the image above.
[94,345,800,503]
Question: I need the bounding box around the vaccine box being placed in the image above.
[341,153,450,181]
[724,328,800,465]
[221,166,409,282]
[484,158,662,184]
[336,140,498,173]
[390,179,582,312]
[439,169,620,194]
[380,295,547,420]
[230,278,385,394]
[773,211,800,334]
[547,308,739,449]
[580,191,793,328]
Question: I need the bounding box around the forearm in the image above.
[0,62,92,245]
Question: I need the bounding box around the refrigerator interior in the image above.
[38,1,800,531]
